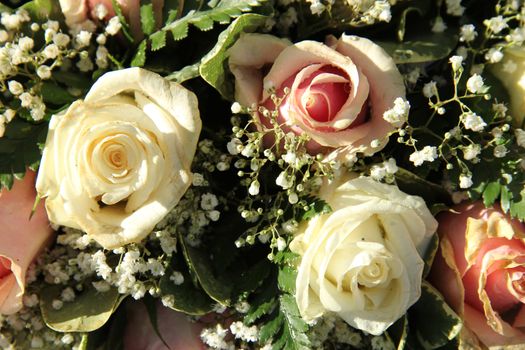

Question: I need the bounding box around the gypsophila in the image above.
[409,146,438,166]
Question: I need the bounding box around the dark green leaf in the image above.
[244,297,276,325]
[41,82,75,106]
[131,40,147,67]
[200,13,267,99]
[150,30,167,51]
[377,31,458,64]
[260,313,283,343]
[395,168,452,206]
[301,198,331,221]
[22,0,62,21]
[52,71,92,90]
[410,282,462,349]
[422,233,439,278]
[180,236,232,305]
[397,7,424,42]
[159,263,215,316]
[40,285,121,332]
[140,4,156,36]
[234,258,272,297]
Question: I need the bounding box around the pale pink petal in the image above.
[124,301,206,350]
[59,0,88,27]
[0,171,54,314]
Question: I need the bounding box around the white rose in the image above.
[36,67,201,249]
[290,175,438,335]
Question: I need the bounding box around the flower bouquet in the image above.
[0,0,525,349]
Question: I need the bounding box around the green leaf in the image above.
[200,13,267,99]
[410,282,462,349]
[422,233,439,278]
[277,294,311,350]
[131,40,147,67]
[190,15,215,31]
[52,71,92,90]
[22,0,62,20]
[0,120,47,190]
[150,30,167,51]
[388,316,409,350]
[169,22,189,41]
[111,0,134,42]
[395,168,452,206]
[159,0,265,44]
[159,263,215,316]
[260,312,283,343]
[244,297,276,325]
[397,7,424,42]
[300,198,331,221]
[482,181,501,207]
[40,285,121,332]
[166,62,201,83]
[234,258,272,297]
[510,192,525,220]
[277,265,296,295]
[140,4,156,36]
[377,31,458,64]
[180,235,232,305]
[41,82,75,106]
[500,185,512,213]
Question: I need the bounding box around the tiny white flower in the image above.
[423,81,438,98]
[409,146,438,166]
[462,144,481,161]
[0,30,8,42]
[248,180,260,196]
[75,30,92,48]
[502,59,517,74]
[227,138,242,155]
[484,15,508,34]
[485,48,504,63]
[105,17,122,36]
[466,74,484,93]
[8,80,23,95]
[460,24,477,42]
[37,65,52,80]
[19,92,33,107]
[493,145,507,158]
[276,237,287,251]
[42,44,60,59]
[53,33,70,47]
[18,37,34,51]
[462,112,486,132]
[231,102,242,114]
[459,174,473,189]
[449,55,464,71]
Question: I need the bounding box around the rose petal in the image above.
[0,171,54,314]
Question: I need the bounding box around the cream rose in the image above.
[36,68,201,249]
[290,175,437,335]
[0,171,54,314]
[491,47,525,126]
[228,34,405,157]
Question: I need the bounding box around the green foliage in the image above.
[0,119,47,190]
[299,198,331,221]
[21,0,63,21]
[243,252,311,349]
[410,282,462,349]
[395,168,452,206]
[140,4,157,36]
[377,31,458,64]
[158,260,215,315]
[131,0,267,68]
[40,285,122,332]
[200,13,267,99]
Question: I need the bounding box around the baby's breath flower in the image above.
[459,174,473,189]
[484,15,508,34]
[462,112,486,132]
[105,17,122,36]
[466,74,485,93]
[460,24,477,42]
[409,146,438,166]
[423,81,438,98]
[449,55,463,71]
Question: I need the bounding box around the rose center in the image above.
[304,82,349,123]
[0,256,11,279]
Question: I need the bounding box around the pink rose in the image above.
[430,202,525,347]
[228,33,405,157]
[59,0,164,39]
[0,171,54,314]
[124,301,206,350]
